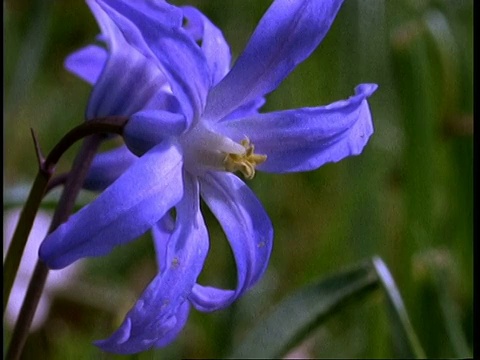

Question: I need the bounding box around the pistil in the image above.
[224,138,267,179]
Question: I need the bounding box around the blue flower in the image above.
[39,0,377,354]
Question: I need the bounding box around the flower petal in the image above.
[39,142,183,269]
[83,145,138,192]
[64,44,107,85]
[97,0,183,28]
[204,0,345,122]
[190,172,273,312]
[85,0,168,119]
[153,301,190,348]
[95,173,209,354]
[124,110,187,156]
[221,96,266,122]
[182,6,231,86]
[97,0,211,123]
[217,84,377,173]
[152,213,175,274]
[143,89,182,115]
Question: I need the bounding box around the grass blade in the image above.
[229,260,379,359]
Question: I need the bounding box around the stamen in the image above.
[224,138,267,179]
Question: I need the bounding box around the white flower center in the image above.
[180,122,266,179]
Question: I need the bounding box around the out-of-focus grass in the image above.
[4,0,472,358]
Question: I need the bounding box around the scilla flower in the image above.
[39,0,377,354]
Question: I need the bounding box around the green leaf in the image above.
[230,257,426,359]
[372,257,426,358]
[229,259,379,359]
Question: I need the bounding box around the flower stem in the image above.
[4,116,128,360]
[3,172,49,314]
[3,116,128,315]
[5,134,104,360]
[5,261,49,360]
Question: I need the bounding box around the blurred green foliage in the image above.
[4,0,473,358]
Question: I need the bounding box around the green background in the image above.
[4,0,473,358]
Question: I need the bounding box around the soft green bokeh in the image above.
[4,0,473,358]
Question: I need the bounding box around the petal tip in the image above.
[355,83,379,98]
[38,236,66,270]
[94,318,134,354]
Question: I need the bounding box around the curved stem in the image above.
[2,173,69,301]
[5,261,49,360]
[3,173,49,313]
[6,134,106,360]
[44,116,127,171]
[3,116,127,316]
[45,172,69,194]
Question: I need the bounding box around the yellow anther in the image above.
[223,138,267,180]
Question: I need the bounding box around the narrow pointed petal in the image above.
[85,0,168,119]
[64,45,107,85]
[222,96,266,122]
[143,89,181,115]
[97,0,211,123]
[95,174,209,354]
[152,213,175,273]
[204,0,345,122]
[39,142,183,269]
[124,110,187,156]
[182,6,231,86]
[217,84,377,173]
[190,172,273,312]
[97,0,183,28]
[153,301,190,348]
[83,145,138,192]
